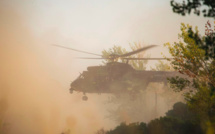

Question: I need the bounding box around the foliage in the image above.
[102,102,202,134]
[147,116,202,134]
[102,45,128,64]
[147,102,201,134]
[164,23,215,89]
[170,0,215,18]
[103,44,183,123]
[95,128,107,134]
[187,21,215,59]
[102,42,149,70]
[167,76,191,91]
[164,23,215,133]
[165,102,196,120]
[106,122,147,134]
[128,42,149,70]
[104,118,202,134]
[105,62,182,124]
[150,61,173,71]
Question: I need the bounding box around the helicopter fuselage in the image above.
[70,62,180,95]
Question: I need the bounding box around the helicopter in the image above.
[53,44,180,101]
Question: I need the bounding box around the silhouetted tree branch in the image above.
[170,0,215,18]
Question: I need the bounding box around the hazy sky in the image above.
[4,0,213,45]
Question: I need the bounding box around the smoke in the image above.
[0,2,185,134]
[0,5,113,134]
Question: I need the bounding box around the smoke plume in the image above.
[0,5,113,134]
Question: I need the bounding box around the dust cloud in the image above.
[0,6,113,134]
[0,3,183,134]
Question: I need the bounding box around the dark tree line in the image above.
[170,0,215,18]
[97,102,202,134]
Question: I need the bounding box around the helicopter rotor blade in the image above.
[52,44,102,56]
[119,45,157,57]
[76,57,112,59]
[122,58,173,60]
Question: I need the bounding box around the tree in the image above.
[164,23,215,133]
[103,103,203,134]
[150,61,173,71]
[102,45,128,64]
[95,128,107,134]
[147,116,202,134]
[165,102,195,120]
[106,122,147,134]
[101,42,149,70]
[170,0,215,18]
[103,44,183,123]
[187,20,215,59]
[102,43,150,123]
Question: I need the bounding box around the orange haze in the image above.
[0,6,113,134]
